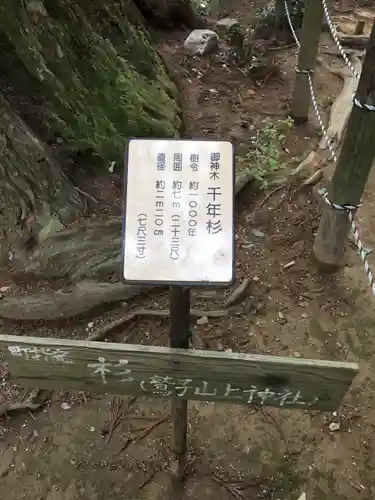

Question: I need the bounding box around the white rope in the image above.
[283,0,375,298]
[320,0,360,80]
[320,0,375,111]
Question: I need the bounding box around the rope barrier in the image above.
[283,0,375,297]
[320,0,361,80]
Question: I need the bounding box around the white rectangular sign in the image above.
[122,139,234,285]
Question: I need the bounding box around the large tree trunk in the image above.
[0,91,85,265]
[0,0,182,166]
[0,0,183,262]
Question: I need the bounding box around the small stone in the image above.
[253,275,260,282]
[301,313,309,319]
[0,286,10,293]
[197,316,209,325]
[297,494,307,500]
[87,321,94,329]
[283,260,295,270]
[184,29,219,56]
[89,426,96,432]
[215,18,240,33]
[251,229,266,238]
[33,429,39,438]
[292,351,302,358]
[329,422,340,432]
[61,402,71,410]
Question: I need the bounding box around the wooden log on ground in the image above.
[0,282,153,321]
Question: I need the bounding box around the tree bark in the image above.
[0,0,182,166]
[0,91,85,264]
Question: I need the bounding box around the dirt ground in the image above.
[1,1,375,499]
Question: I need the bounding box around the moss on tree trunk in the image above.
[0,0,181,166]
[0,91,85,264]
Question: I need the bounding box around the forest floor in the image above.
[1,1,375,499]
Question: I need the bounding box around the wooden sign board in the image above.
[122,139,235,286]
[0,335,358,411]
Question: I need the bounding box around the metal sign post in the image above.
[122,138,235,479]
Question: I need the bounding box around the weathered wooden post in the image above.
[169,286,190,480]
[291,0,324,123]
[313,19,375,268]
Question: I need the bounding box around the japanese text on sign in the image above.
[85,356,318,408]
[123,139,234,284]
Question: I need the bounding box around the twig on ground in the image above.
[268,42,297,51]
[258,185,285,208]
[132,417,169,443]
[115,416,168,456]
[87,317,138,342]
[139,469,157,491]
[212,476,245,499]
[73,186,99,204]
[224,279,250,308]
[90,308,228,342]
[105,396,124,444]
[102,396,137,443]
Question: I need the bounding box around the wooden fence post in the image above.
[275,0,285,30]
[169,286,190,481]
[291,0,324,123]
[313,19,375,268]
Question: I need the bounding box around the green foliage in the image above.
[247,116,293,189]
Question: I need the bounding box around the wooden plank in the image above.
[0,335,359,411]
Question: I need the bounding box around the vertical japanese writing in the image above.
[170,213,181,260]
[170,180,182,260]
[189,153,199,172]
[136,213,147,259]
[173,152,183,171]
[187,153,200,237]
[157,152,166,171]
[188,181,199,237]
[206,152,223,235]
[154,180,165,236]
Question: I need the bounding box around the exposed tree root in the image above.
[0,169,254,321]
[293,53,362,178]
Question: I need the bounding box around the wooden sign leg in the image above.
[169,286,190,481]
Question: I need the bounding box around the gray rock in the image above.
[184,29,219,56]
[215,18,240,33]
